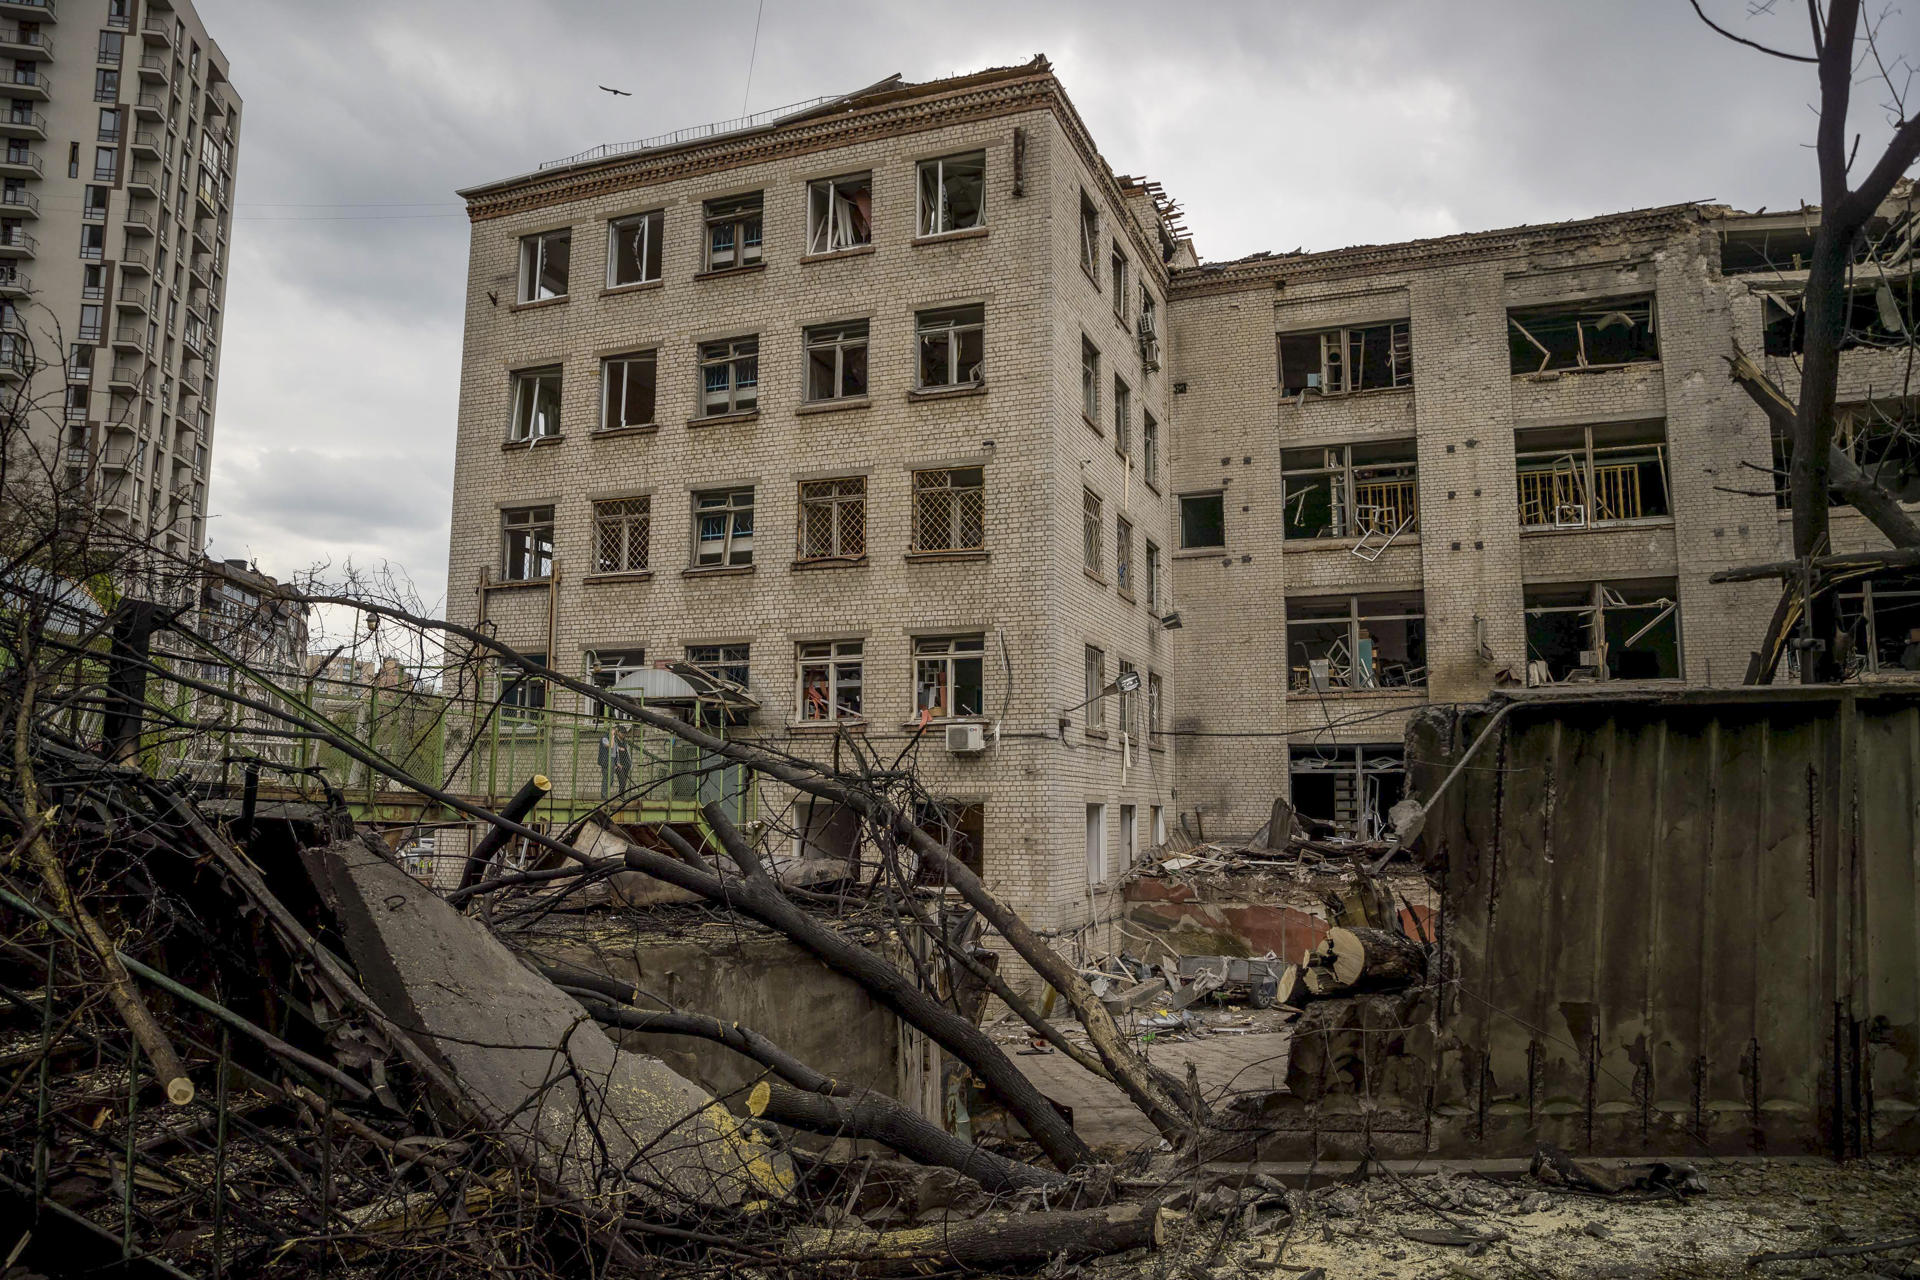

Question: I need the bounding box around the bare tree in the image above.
[1694,0,1920,679]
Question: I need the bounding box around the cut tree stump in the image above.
[1323,926,1426,991]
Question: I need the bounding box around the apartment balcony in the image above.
[126,166,157,198]
[106,361,143,391]
[177,367,200,398]
[0,186,36,217]
[140,15,171,46]
[0,149,42,178]
[117,246,149,273]
[136,53,166,84]
[0,108,43,140]
[122,207,153,237]
[132,91,165,122]
[0,26,52,59]
[6,67,49,100]
[99,442,136,474]
[0,266,26,297]
[0,1,56,21]
[114,283,147,313]
[190,218,212,254]
[128,130,161,161]
[0,337,26,380]
[188,252,210,285]
[0,226,37,257]
[193,176,216,217]
[110,325,145,354]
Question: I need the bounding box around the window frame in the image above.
[1078,189,1100,277]
[517,227,571,303]
[599,350,657,431]
[1082,487,1103,576]
[1523,579,1681,684]
[500,505,555,582]
[797,475,867,561]
[913,634,986,719]
[1278,320,1413,396]
[1112,374,1131,452]
[1516,421,1671,530]
[697,335,759,417]
[1110,247,1128,320]
[915,304,984,389]
[588,647,648,719]
[804,319,869,402]
[1178,491,1226,550]
[1084,644,1106,732]
[1115,515,1133,596]
[686,643,750,689]
[806,171,873,255]
[1143,412,1160,488]
[499,650,548,724]
[507,365,562,442]
[691,486,755,567]
[605,209,663,288]
[1081,338,1101,422]
[1281,441,1420,541]
[916,151,985,238]
[797,638,864,723]
[592,494,651,575]
[702,192,763,272]
[911,466,986,552]
[1286,591,1428,692]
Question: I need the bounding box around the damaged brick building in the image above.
[443,56,1918,931]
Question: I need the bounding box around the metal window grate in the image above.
[798,477,865,559]
[912,468,984,551]
[594,496,650,574]
[1082,488,1103,574]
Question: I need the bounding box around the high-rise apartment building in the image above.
[0,0,239,558]
[446,58,1907,932]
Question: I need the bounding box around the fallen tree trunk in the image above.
[616,812,1095,1174]
[1323,927,1426,991]
[758,1083,1063,1194]
[782,1201,1158,1274]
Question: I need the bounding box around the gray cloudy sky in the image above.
[195,0,1918,615]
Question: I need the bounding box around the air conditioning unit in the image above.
[945,722,986,754]
[1140,332,1161,372]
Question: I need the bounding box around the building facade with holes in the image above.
[447,59,1920,932]
[0,0,238,562]
[445,61,1180,939]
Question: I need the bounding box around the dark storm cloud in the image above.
[195,0,1919,616]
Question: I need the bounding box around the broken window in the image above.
[912,466,985,551]
[1719,223,1820,274]
[1115,515,1133,595]
[1523,578,1680,684]
[1113,375,1131,451]
[1084,645,1106,731]
[698,336,758,416]
[606,210,663,287]
[1515,420,1670,528]
[914,634,984,718]
[1282,441,1419,541]
[703,192,763,271]
[798,639,863,721]
[917,151,984,236]
[807,172,871,254]
[1836,570,1920,675]
[1764,280,1917,356]
[1147,669,1163,744]
[1179,492,1225,549]
[1085,803,1106,884]
[517,228,570,302]
[592,496,650,574]
[916,304,984,388]
[1508,296,1657,374]
[805,320,868,401]
[508,365,561,441]
[1289,745,1405,840]
[1082,487,1103,576]
[686,643,749,688]
[600,351,656,430]
[1278,321,1412,395]
[797,476,865,560]
[1287,592,1427,691]
[588,648,647,718]
[1081,338,1100,421]
[914,800,983,883]
[1773,401,1920,509]
[692,487,754,567]
[798,798,866,869]
[1145,540,1161,613]
[499,650,547,724]
[500,505,553,581]
[1118,660,1141,739]
[1079,188,1099,276]
[1143,412,1160,487]
[1111,248,1127,318]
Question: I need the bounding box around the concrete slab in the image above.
[1011,1031,1292,1153]
[314,837,793,1215]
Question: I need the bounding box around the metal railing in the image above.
[0,185,34,213]
[540,92,844,170]
[0,26,51,54]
